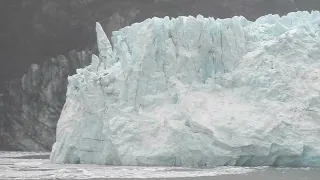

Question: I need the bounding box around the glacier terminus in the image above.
[50,11,320,167]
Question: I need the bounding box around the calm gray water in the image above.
[1,152,319,180]
[81,168,319,180]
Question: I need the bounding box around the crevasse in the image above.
[50,11,320,167]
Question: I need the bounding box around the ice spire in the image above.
[96,22,114,68]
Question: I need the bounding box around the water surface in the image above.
[0,151,319,180]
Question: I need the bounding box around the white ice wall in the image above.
[51,11,320,167]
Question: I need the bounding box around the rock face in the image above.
[0,50,91,151]
[51,11,320,167]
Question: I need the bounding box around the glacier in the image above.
[50,11,320,167]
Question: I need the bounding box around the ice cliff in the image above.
[0,50,92,150]
[51,11,320,167]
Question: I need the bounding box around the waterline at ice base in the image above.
[50,11,320,167]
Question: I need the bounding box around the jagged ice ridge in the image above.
[51,11,320,167]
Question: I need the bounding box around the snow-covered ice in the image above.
[51,11,320,167]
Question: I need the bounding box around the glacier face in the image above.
[51,11,320,167]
